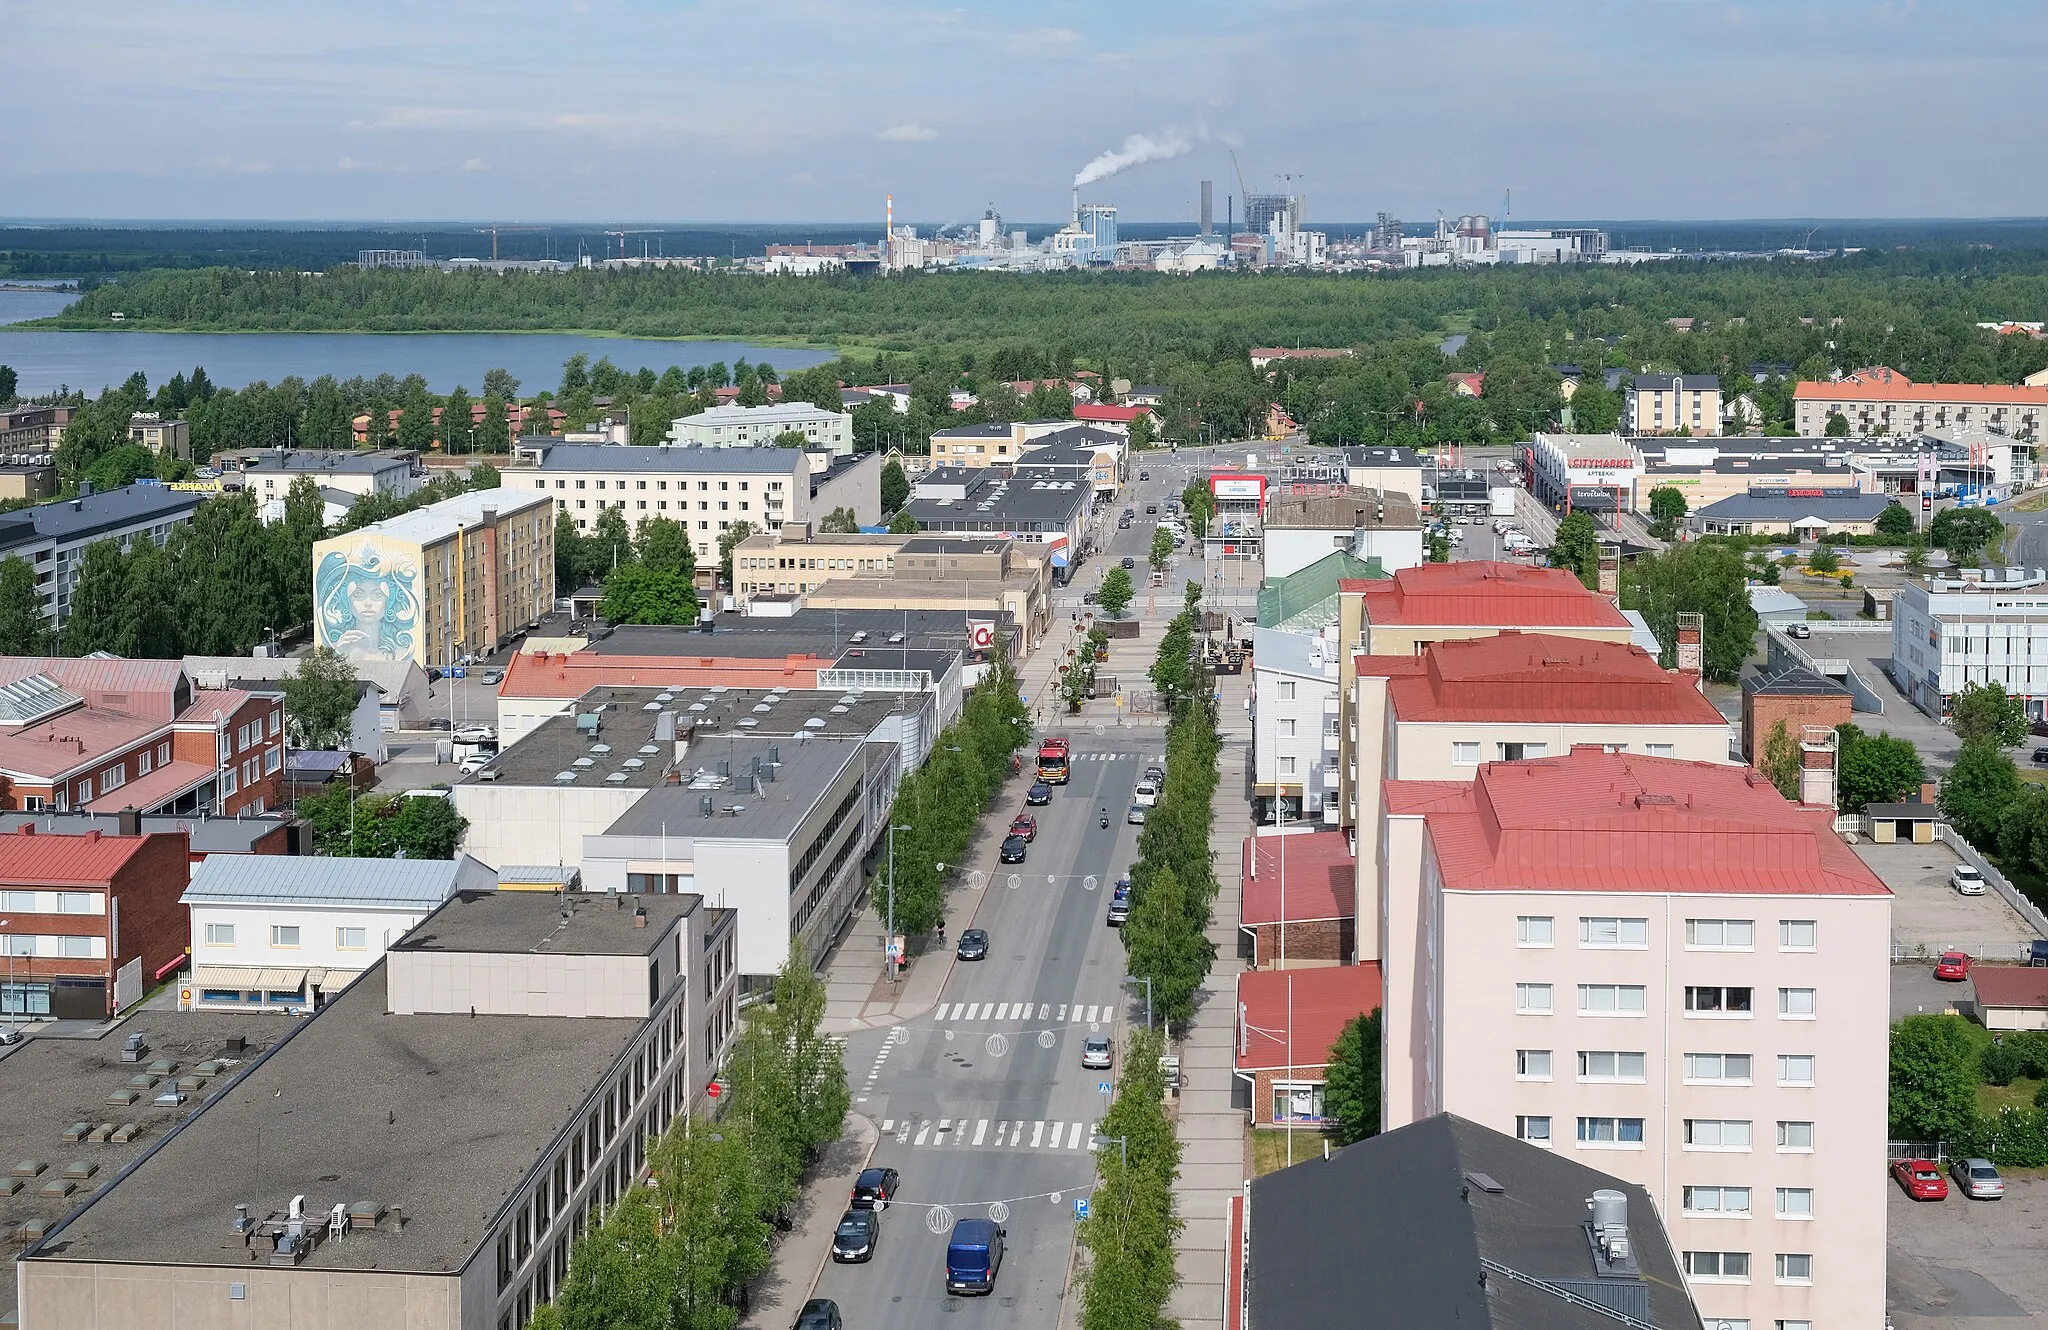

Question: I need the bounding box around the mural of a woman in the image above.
[315,545,421,661]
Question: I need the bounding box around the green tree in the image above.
[1426,530,1450,563]
[1550,511,1598,588]
[1149,526,1175,568]
[0,365,16,404]
[1759,719,1801,801]
[819,506,860,534]
[598,564,700,625]
[1128,411,1156,450]
[553,509,584,596]
[1890,1014,1981,1142]
[280,646,360,748]
[1120,864,1211,1029]
[60,538,129,656]
[1179,482,1216,538]
[483,367,520,400]
[1834,724,1927,812]
[395,382,435,451]
[1940,739,2021,846]
[717,520,755,587]
[633,516,695,580]
[1098,566,1134,619]
[1647,486,1689,539]
[114,541,183,658]
[887,510,919,534]
[1875,503,1915,540]
[0,556,52,655]
[559,354,590,397]
[1904,535,1928,572]
[467,461,502,490]
[479,394,511,452]
[879,458,909,512]
[1952,680,2030,749]
[1322,1009,1382,1145]
[1077,1025,1181,1330]
[1930,507,2003,565]
[1824,411,1850,437]
[389,792,468,858]
[770,428,808,448]
[1808,543,1841,574]
[1623,542,1758,684]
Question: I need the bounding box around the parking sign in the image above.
[1074,1197,1090,1221]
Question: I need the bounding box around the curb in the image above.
[786,1113,880,1319]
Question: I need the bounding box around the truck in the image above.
[1036,736,1071,784]
[1489,487,1518,519]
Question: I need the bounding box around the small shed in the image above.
[1748,584,1809,625]
[1863,585,1897,621]
[1972,966,2048,1032]
[1861,788,1943,844]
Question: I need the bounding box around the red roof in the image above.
[1073,403,1151,424]
[1971,966,2048,1011]
[499,650,830,700]
[1236,964,1383,1073]
[1354,562,1630,630]
[1380,632,1724,726]
[82,760,215,813]
[1381,781,1472,816]
[1794,366,2048,408]
[1241,832,1355,926]
[0,824,159,883]
[1401,749,1890,897]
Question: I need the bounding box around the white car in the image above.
[1952,865,1987,896]
[1134,780,1159,808]
[458,755,491,776]
[1502,532,1538,552]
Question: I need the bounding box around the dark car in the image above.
[850,1166,900,1210]
[2033,747,2048,765]
[1025,780,1052,805]
[999,835,1028,863]
[956,927,989,961]
[1122,556,1136,569]
[794,1301,842,1330]
[832,1209,880,1263]
[1139,469,1151,480]
[1145,504,1158,514]
[1009,812,1037,842]
[1143,765,1165,786]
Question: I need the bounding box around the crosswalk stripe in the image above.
[1030,1121,1045,1148]
[1057,1004,1068,1022]
[1067,1122,1085,1149]
[881,1119,895,1133]
[915,1122,930,1145]
[973,1119,988,1146]
[1016,995,1032,1013]
[935,1003,952,1021]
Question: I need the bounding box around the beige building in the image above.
[927,419,1082,468]
[1794,367,2048,438]
[312,488,554,669]
[667,402,852,455]
[126,412,191,459]
[732,530,1052,649]
[1626,374,1723,436]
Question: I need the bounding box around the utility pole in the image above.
[886,822,911,982]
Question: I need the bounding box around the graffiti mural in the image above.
[315,543,422,662]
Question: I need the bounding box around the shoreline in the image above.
[0,323,848,355]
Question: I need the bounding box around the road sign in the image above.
[1074,1198,1091,1220]
[1097,1081,1113,1094]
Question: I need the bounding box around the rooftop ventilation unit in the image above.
[622,758,645,770]
[738,717,758,728]
[572,757,594,768]
[591,744,611,754]
[716,759,731,777]
[806,717,827,729]
[689,702,709,712]
[554,771,577,783]
[699,794,715,817]
[605,771,629,783]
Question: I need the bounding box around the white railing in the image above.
[1935,825,2048,939]
[1888,1140,1948,1163]
[1891,940,2031,963]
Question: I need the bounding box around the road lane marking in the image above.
[1057,1004,1068,1021]
[973,1119,988,1145]
[1030,1121,1045,1148]
[881,1119,895,1133]
[915,1122,930,1145]
[1067,1122,1085,1149]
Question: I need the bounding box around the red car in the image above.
[1935,951,1972,982]
[1892,1158,1949,1201]
[1009,813,1037,842]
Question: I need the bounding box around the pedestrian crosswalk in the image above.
[880,1117,1103,1152]
[1065,752,1162,763]
[930,1000,1118,1025]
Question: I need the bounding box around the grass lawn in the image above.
[1979,1077,2042,1113]
[1252,1127,1328,1176]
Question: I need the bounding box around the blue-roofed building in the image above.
[1693,487,1898,538]
[0,481,204,629]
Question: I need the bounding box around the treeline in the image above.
[1076,1026,1182,1330]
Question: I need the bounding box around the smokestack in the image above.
[1200,181,1213,237]
[1072,187,1080,227]
[885,194,893,266]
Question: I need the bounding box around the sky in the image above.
[4,0,2046,225]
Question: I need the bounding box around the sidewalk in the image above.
[737,1112,878,1330]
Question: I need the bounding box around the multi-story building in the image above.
[17,889,740,1330]
[0,405,74,453]
[222,448,422,508]
[0,454,58,503]
[928,418,1079,468]
[126,412,190,460]
[312,488,554,669]
[1794,366,2048,439]
[1627,373,1723,436]
[897,468,1093,567]
[1380,748,1890,1330]
[0,482,204,629]
[0,820,192,1019]
[1260,492,1425,580]
[1741,663,1853,764]
[667,402,852,454]
[732,532,1051,645]
[1529,431,1644,512]
[1012,427,1127,498]
[1892,567,2048,719]
[1250,627,1343,825]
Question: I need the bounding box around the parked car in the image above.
[1009,813,1038,842]
[1935,950,1972,981]
[1950,1158,2005,1199]
[1891,1158,1949,1201]
[1025,780,1052,806]
[1145,504,1158,514]
[0,1026,21,1046]
[2032,747,2048,765]
[850,1167,899,1210]
[1133,781,1159,808]
[1139,470,1151,480]
[458,755,490,776]
[955,928,989,962]
[999,835,1029,863]
[832,1209,880,1262]
[1127,804,1146,825]
[945,1217,1006,1295]
[793,1300,842,1330]
[1144,765,1165,786]
[1081,1034,1114,1069]
[1107,879,1131,926]
[1785,623,1812,639]
[1953,865,1987,896]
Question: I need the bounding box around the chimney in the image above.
[17,824,32,836]
[632,903,648,929]
[118,807,141,837]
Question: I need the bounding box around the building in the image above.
[1380,749,1890,1330]
[1012,427,1127,498]
[1251,627,1344,824]
[0,820,192,1019]
[1070,403,1156,434]
[0,405,73,453]
[0,808,297,868]
[1529,432,1643,513]
[1971,966,2048,1032]
[1626,373,1723,436]
[1247,1114,1697,1330]
[1693,488,1898,539]
[1240,829,1355,967]
[732,531,1052,641]
[0,657,285,818]
[897,468,1093,564]
[126,412,191,460]
[222,449,423,511]
[1250,348,1354,371]
[0,453,58,503]
[1254,551,1384,635]
[1259,491,1424,581]
[666,402,852,455]
[927,419,1077,468]
[1793,367,2048,439]
[1741,663,1853,764]
[312,488,554,669]
[185,652,432,740]
[0,482,204,629]
[1233,963,1382,1127]
[1891,567,2048,719]
[180,853,496,1011]
[17,889,740,1330]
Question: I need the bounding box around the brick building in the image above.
[1233,962,1382,1127]
[1741,663,1853,764]
[1240,830,1355,967]
[0,819,191,1019]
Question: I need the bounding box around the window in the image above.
[1278,756,1297,776]
[1683,1186,1751,1216]
[1578,984,1647,1015]
[138,749,152,776]
[158,741,171,765]
[1577,1050,1647,1081]
[1516,916,1554,946]
[1779,987,1816,1018]
[1575,1116,1644,1146]
[1682,1251,1750,1282]
[1683,1053,1753,1083]
[1515,983,1553,1014]
[336,927,368,950]
[1271,1082,1324,1123]
[1516,1049,1552,1080]
[1684,985,1753,1014]
[1774,1253,1812,1283]
[1775,1188,1814,1219]
[1515,1115,1552,1145]
[1777,1120,1815,1151]
[1580,917,1648,948]
[1780,919,1817,950]
[1686,919,1755,949]
[270,924,300,948]
[221,768,237,796]
[1684,1119,1752,1150]
[1497,741,1547,760]
[61,936,94,957]
[206,923,235,946]
[266,747,281,775]
[1778,1322,1813,1330]
[57,892,93,914]
[1645,743,1675,758]
[1777,1054,1815,1085]
[1450,741,1481,765]
[1277,718,1296,738]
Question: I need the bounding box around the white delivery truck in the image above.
[1489,487,1517,519]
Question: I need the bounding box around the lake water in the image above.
[0,288,833,395]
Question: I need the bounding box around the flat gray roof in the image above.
[392,886,701,957]
[0,483,202,552]
[0,811,292,854]
[584,608,992,662]
[603,736,887,844]
[1697,491,1895,521]
[239,450,413,476]
[25,965,642,1276]
[182,854,491,910]
[538,443,805,476]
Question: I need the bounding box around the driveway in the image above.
[1852,839,2036,962]
[1889,1173,2048,1328]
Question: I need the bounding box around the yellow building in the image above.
[312,489,554,669]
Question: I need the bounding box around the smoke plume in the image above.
[1073,131,1192,188]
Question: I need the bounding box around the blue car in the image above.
[1025,780,1052,806]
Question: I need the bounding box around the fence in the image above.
[1887,1139,1948,1164]
[1890,940,2032,963]
[1936,825,2048,939]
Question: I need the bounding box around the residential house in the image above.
[0,820,191,1019]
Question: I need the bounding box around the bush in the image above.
[1982,1039,2025,1086]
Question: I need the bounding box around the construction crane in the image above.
[603,229,667,260]
[473,224,550,261]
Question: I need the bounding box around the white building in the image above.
[0,483,204,628]
[667,403,853,456]
[1251,627,1343,825]
[180,853,495,1010]
[1892,567,2048,720]
[1530,432,1643,511]
[228,449,422,507]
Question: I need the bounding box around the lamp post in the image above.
[0,918,12,1020]
[1122,974,1152,1029]
[1091,1133,1128,1167]
[886,822,911,983]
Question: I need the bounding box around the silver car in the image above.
[1081,1035,1113,1070]
[1951,1158,2004,1199]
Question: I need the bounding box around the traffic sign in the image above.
[1097,1082,1113,1094]
[1074,1198,1091,1220]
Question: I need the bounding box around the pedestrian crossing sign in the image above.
[1097,1082,1113,1094]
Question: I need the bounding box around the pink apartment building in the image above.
[1380,749,1890,1330]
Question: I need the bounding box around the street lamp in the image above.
[886,823,912,982]
[1122,974,1153,1029]
[1091,1133,1128,1167]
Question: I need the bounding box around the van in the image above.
[945,1217,1005,1294]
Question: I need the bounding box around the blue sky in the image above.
[4,0,2044,223]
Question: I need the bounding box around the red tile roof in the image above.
[1073,403,1151,424]
[82,760,215,813]
[1381,632,1725,726]
[1402,748,1889,896]
[1236,964,1383,1073]
[1381,780,1473,816]
[0,824,158,883]
[1794,367,2048,408]
[500,650,830,700]
[1353,562,1630,630]
[1241,832,1355,926]
[1971,966,2048,1011]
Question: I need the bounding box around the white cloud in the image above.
[877,122,938,142]
[335,156,379,172]
[461,157,489,172]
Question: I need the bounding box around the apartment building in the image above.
[0,822,191,1019]
[1626,373,1723,436]
[1261,492,1425,580]
[927,418,1078,467]
[0,482,204,629]
[1380,749,1889,1330]
[0,405,74,453]
[1250,627,1343,825]
[126,412,191,460]
[733,531,1051,647]
[1892,567,2048,719]
[1794,367,2048,439]
[667,402,853,454]
[223,448,422,506]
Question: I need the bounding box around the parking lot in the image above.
[1889,1173,2048,1327]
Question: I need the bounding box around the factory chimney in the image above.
[885,194,893,267]
[1071,186,1080,227]
[1200,181,1213,237]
